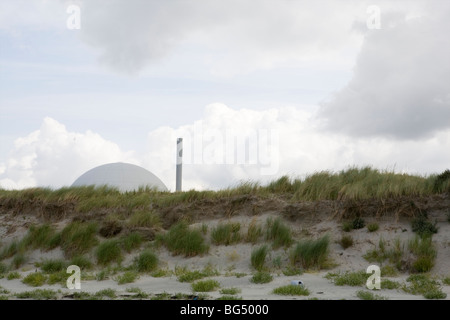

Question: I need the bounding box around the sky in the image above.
[1,0,449,191]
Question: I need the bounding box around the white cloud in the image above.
[0,117,137,189]
[144,103,450,191]
[2,104,450,191]
[318,2,450,139]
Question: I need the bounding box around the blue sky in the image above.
[1,0,449,191]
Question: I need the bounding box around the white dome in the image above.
[71,162,168,192]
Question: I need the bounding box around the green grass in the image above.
[6,271,21,280]
[39,259,67,273]
[134,249,159,273]
[250,245,268,271]
[121,232,144,252]
[356,290,387,300]
[250,272,273,284]
[290,235,330,269]
[127,210,161,228]
[176,265,219,282]
[211,222,242,245]
[402,274,447,299]
[217,295,243,300]
[367,223,379,232]
[342,221,353,232]
[69,255,93,270]
[0,262,8,274]
[411,213,438,237]
[117,271,139,284]
[191,279,220,292]
[22,224,61,250]
[0,167,446,215]
[245,219,263,244]
[443,277,450,285]
[272,284,310,296]
[363,237,405,269]
[161,221,209,257]
[328,271,369,287]
[60,221,98,258]
[265,217,293,248]
[408,236,437,273]
[47,270,68,286]
[15,289,59,300]
[95,288,117,299]
[0,240,25,260]
[22,272,47,287]
[220,287,241,295]
[339,235,353,249]
[96,239,123,266]
[381,279,400,290]
[11,253,27,269]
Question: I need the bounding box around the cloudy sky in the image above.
[1,0,449,191]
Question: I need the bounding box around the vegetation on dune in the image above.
[1,167,448,216]
[290,235,330,270]
[159,221,209,257]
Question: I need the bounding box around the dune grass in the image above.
[96,239,123,266]
[134,249,158,273]
[211,222,242,245]
[265,217,293,248]
[191,279,220,292]
[60,221,98,258]
[272,284,310,296]
[402,274,447,299]
[290,235,330,269]
[250,271,273,284]
[250,245,268,271]
[127,210,161,228]
[22,272,47,287]
[160,221,209,257]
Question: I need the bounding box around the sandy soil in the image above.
[0,206,449,300]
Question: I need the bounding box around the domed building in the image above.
[71,162,168,192]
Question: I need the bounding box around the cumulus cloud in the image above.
[318,2,450,139]
[144,103,450,191]
[0,117,137,189]
[77,0,367,75]
[2,105,450,191]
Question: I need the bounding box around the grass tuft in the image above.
[191,279,220,292]
[250,271,273,284]
[290,235,330,269]
[60,221,98,258]
[96,239,123,266]
[273,284,310,296]
[161,221,209,257]
[211,222,242,245]
[250,245,268,271]
[265,217,293,248]
[134,250,159,273]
